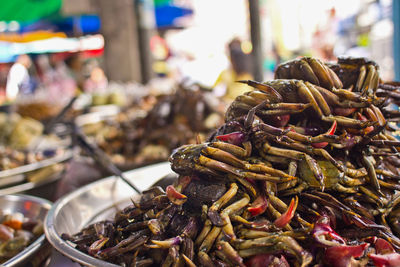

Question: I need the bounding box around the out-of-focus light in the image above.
[0,22,6,32]
[241,41,252,54]
[8,21,20,32]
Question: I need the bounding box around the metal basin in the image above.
[0,194,52,267]
[44,162,173,267]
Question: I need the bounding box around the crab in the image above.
[329,56,380,96]
[274,56,343,90]
[228,79,378,129]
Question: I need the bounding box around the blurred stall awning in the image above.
[155,4,193,28]
[0,0,61,22]
[0,34,104,63]
[0,31,67,42]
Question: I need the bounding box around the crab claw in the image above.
[357,112,374,134]
[365,237,395,254]
[333,107,357,116]
[269,114,290,128]
[247,195,268,217]
[273,196,298,228]
[166,185,187,205]
[88,237,109,256]
[237,80,283,102]
[324,243,369,267]
[369,253,400,267]
[150,236,183,248]
[312,216,345,247]
[312,120,337,148]
[245,254,290,267]
[216,132,245,146]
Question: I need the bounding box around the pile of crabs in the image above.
[63,56,400,267]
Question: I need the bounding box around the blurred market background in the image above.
[0,0,399,199]
[0,0,398,101]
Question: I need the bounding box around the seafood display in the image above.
[81,85,224,169]
[0,211,44,263]
[0,113,69,171]
[63,56,400,266]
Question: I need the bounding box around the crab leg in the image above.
[326,66,343,88]
[208,183,238,226]
[182,255,197,267]
[361,64,378,96]
[195,220,212,247]
[211,141,251,158]
[315,85,370,108]
[261,141,325,188]
[197,155,293,182]
[198,251,214,267]
[244,162,296,180]
[332,87,369,102]
[231,176,257,198]
[238,80,283,102]
[202,147,246,168]
[296,80,324,118]
[199,226,221,253]
[355,65,367,92]
[305,82,331,116]
[322,114,373,129]
[296,58,320,85]
[258,123,340,144]
[359,186,387,207]
[308,57,335,89]
[217,241,245,267]
[362,152,383,196]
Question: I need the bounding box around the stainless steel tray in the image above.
[0,169,63,196]
[0,149,74,179]
[45,162,173,267]
[0,194,52,267]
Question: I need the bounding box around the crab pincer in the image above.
[273,196,298,228]
[311,120,337,148]
[247,195,269,217]
[312,216,345,247]
[369,253,400,267]
[216,131,245,146]
[166,185,187,205]
[324,243,369,267]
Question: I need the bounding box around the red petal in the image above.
[248,195,268,217]
[369,253,400,267]
[273,196,298,228]
[324,243,369,267]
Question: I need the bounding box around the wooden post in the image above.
[97,0,142,82]
[249,0,263,82]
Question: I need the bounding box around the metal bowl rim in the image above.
[44,161,171,267]
[45,176,120,267]
[1,194,52,267]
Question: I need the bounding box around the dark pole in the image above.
[136,0,156,84]
[249,0,263,81]
[394,0,400,81]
